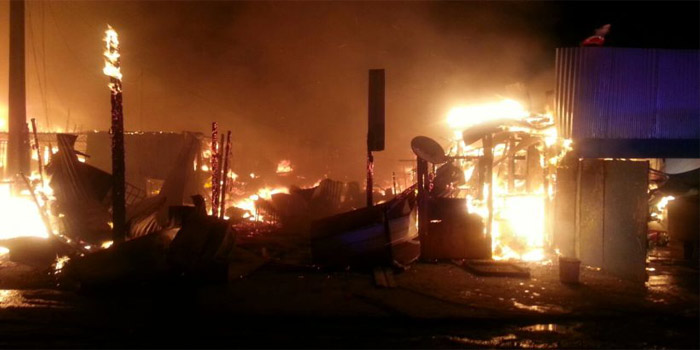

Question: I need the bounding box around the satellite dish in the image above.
[411,136,448,164]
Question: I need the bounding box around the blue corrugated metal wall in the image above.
[555,48,699,158]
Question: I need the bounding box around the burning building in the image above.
[399,47,699,283]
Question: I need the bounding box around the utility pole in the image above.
[7,0,30,180]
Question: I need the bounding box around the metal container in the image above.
[559,256,581,284]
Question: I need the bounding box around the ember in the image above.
[276,160,293,174]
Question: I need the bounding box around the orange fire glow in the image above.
[102,26,122,82]
[0,104,7,132]
[0,182,50,244]
[447,99,568,261]
[447,99,529,130]
[228,186,290,222]
[276,160,293,174]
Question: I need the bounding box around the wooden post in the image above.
[216,134,225,217]
[101,26,127,245]
[417,157,429,238]
[30,118,44,185]
[109,76,126,244]
[367,69,385,207]
[507,139,515,192]
[483,134,494,239]
[219,131,232,218]
[366,150,374,207]
[210,122,220,216]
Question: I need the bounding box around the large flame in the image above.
[0,182,50,241]
[103,26,122,83]
[0,104,7,132]
[492,194,546,261]
[229,186,289,222]
[448,99,566,261]
[447,99,529,130]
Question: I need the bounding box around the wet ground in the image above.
[0,242,697,348]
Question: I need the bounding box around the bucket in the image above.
[559,256,581,284]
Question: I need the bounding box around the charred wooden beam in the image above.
[103,26,126,244]
[211,122,220,216]
[483,134,494,239]
[219,131,232,218]
[367,69,385,207]
[30,118,45,186]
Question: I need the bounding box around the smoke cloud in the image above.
[0,1,574,185]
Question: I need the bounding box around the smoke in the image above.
[3,1,560,185]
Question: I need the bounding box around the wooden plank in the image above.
[602,161,648,282]
[578,159,605,268]
[526,145,543,192]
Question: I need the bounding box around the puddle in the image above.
[512,301,568,314]
[0,289,69,309]
[520,324,559,332]
[519,322,582,334]
[444,334,558,348]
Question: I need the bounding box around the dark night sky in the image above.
[1,1,698,186]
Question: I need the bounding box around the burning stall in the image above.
[408,47,698,283]
[407,98,566,265]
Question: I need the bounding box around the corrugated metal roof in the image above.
[555,48,700,148]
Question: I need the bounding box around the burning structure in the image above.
[0,1,697,347]
[0,0,696,300]
[2,47,698,285]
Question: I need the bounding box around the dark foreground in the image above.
[0,243,697,349]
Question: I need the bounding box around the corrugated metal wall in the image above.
[555,48,699,157]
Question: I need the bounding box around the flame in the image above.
[0,104,7,132]
[447,99,529,130]
[492,195,546,261]
[229,186,289,222]
[276,160,293,174]
[53,255,70,272]
[0,183,50,241]
[102,26,122,82]
[652,195,675,221]
[448,99,568,261]
[656,195,675,212]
